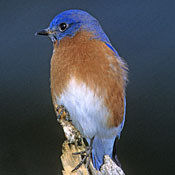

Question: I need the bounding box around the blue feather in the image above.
[105,42,119,57]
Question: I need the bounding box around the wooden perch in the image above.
[55,104,125,175]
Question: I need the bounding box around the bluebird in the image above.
[36,9,128,170]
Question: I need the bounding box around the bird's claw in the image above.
[72,146,92,172]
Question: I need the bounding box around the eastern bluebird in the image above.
[36,9,128,170]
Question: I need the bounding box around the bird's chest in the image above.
[54,77,110,138]
[50,41,111,137]
[50,36,110,107]
[50,34,125,131]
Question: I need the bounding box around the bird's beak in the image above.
[35,28,58,42]
[35,28,51,36]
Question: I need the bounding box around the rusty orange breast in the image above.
[50,30,128,127]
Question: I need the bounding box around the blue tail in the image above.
[91,136,119,170]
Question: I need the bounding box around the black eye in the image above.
[59,23,68,32]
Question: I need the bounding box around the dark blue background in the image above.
[0,0,174,175]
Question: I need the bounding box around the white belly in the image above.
[55,77,121,139]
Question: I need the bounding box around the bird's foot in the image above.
[72,137,94,172]
[55,104,71,121]
[72,146,92,172]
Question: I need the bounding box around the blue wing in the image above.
[105,42,120,57]
[117,96,126,139]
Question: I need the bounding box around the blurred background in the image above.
[0,0,175,175]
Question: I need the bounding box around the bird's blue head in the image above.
[36,9,110,43]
